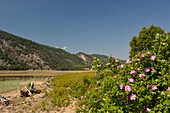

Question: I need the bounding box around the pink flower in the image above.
[139,74,146,78]
[111,56,115,58]
[120,83,124,89]
[141,54,145,58]
[151,68,157,73]
[139,74,142,78]
[125,86,131,92]
[151,56,156,61]
[126,60,132,63]
[137,58,140,62]
[113,76,117,79]
[152,85,158,91]
[130,94,136,100]
[147,51,150,54]
[147,84,150,88]
[145,68,150,72]
[137,68,140,72]
[146,108,151,112]
[118,64,123,68]
[115,59,119,62]
[130,70,136,75]
[168,87,170,91]
[128,78,134,83]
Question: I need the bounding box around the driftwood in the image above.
[0,95,11,106]
[45,77,52,88]
[20,82,41,97]
[20,87,32,97]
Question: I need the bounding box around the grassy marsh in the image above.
[0,78,44,93]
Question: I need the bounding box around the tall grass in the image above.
[50,72,95,107]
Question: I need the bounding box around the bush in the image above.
[77,34,170,112]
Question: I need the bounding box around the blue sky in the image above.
[0,0,170,60]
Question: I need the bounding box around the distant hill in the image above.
[76,52,108,64]
[0,30,109,70]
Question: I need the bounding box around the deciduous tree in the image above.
[129,25,165,58]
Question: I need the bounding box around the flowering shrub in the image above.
[77,34,170,112]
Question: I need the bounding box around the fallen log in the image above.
[20,82,41,97]
[0,95,11,106]
[20,86,32,97]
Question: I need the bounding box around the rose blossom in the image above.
[130,70,136,75]
[125,86,131,92]
[147,51,150,54]
[147,84,150,88]
[126,60,132,63]
[139,74,146,78]
[146,108,151,112]
[120,83,124,89]
[151,68,157,73]
[130,94,136,100]
[137,58,140,62]
[128,78,134,83]
[113,76,117,79]
[115,59,119,62]
[141,54,145,57]
[118,64,123,68]
[151,56,156,61]
[145,68,150,72]
[168,87,170,91]
[152,85,158,91]
[137,68,140,72]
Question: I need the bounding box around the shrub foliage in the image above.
[77,34,170,112]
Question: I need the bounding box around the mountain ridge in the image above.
[0,30,109,70]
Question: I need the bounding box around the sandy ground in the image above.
[0,81,76,113]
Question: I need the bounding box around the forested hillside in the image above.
[0,30,109,70]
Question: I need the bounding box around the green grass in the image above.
[0,78,44,93]
[50,71,95,107]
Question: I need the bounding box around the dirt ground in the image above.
[0,80,76,113]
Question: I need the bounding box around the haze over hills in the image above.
[0,30,110,70]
